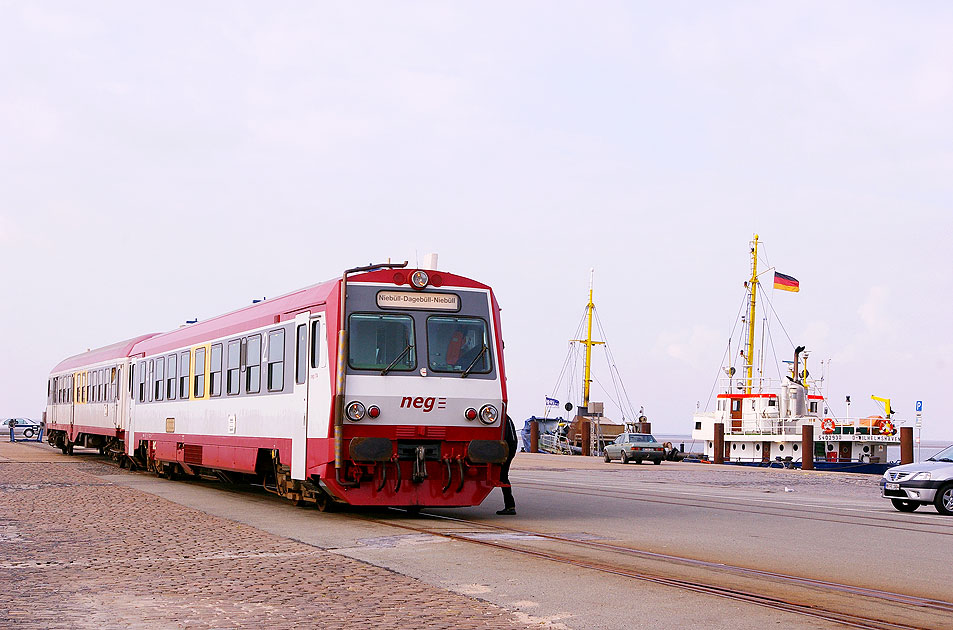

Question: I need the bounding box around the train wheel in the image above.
[315,493,334,513]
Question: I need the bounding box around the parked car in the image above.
[3,417,41,440]
[604,433,664,464]
[881,443,953,515]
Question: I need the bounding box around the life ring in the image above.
[879,419,896,436]
[821,418,835,434]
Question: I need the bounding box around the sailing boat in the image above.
[690,235,902,473]
[532,271,644,455]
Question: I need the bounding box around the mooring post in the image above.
[581,419,591,457]
[713,423,724,464]
[530,420,539,453]
[801,423,814,470]
[900,426,914,464]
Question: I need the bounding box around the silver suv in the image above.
[881,443,953,515]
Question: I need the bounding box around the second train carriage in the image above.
[45,263,509,508]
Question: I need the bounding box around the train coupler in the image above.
[412,446,429,483]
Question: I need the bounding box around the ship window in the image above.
[227,339,240,395]
[179,350,190,399]
[793,443,799,451]
[194,347,206,398]
[750,400,756,410]
[209,344,223,397]
[768,398,776,406]
[756,443,761,451]
[741,443,746,450]
[246,334,261,393]
[694,421,702,430]
[779,444,785,451]
[427,316,491,374]
[348,314,416,371]
[809,401,818,413]
[731,400,741,412]
[267,329,285,391]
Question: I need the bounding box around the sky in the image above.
[2,2,951,440]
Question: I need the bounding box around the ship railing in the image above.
[727,415,900,436]
[539,433,573,455]
[715,376,824,395]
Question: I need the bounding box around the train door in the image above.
[290,313,330,480]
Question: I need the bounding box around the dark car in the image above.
[604,433,664,464]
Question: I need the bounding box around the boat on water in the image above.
[527,271,648,456]
[690,235,902,474]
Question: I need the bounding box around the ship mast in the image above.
[574,269,604,410]
[745,235,759,394]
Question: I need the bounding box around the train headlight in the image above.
[367,405,380,419]
[478,404,499,425]
[410,270,429,289]
[346,401,366,421]
[464,407,477,421]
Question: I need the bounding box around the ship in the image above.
[690,235,902,474]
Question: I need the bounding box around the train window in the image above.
[226,339,240,395]
[246,334,261,394]
[155,357,165,402]
[148,360,155,402]
[426,316,491,374]
[348,314,415,371]
[267,329,285,391]
[99,369,105,401]
[138,361,146,402]
[84,372,89,403]
[311,320,321,369]
[167,354,176,400]
[295,324,307,385]
[111,367,118,402]
[179,350,190,399]
[194,347,206,398]
[209,344,223,397]
[91,371,97,402]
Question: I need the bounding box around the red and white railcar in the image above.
[45,263,509,508]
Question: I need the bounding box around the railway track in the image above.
[357,509,953,630]
[513,476,953,536]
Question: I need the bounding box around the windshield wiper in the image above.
[461,345,489,378]
[381,344,413,375]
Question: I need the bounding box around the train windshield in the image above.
[348,314,416,371]
[427,316,491,374]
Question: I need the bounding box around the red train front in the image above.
[44,263,509,510]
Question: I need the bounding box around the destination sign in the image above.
[377,290,460,311]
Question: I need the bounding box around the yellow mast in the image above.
[573,269,604,410]
[745,235,759,395]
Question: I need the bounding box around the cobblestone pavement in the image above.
[0,446,524,629]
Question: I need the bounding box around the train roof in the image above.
[131,277,340,357]
[48,267,495,371]
[51,333,161,373]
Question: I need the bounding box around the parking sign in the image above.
[916,400,923,412]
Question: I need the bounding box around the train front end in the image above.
[321,267,508,507]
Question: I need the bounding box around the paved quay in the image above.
[0,441,523,630]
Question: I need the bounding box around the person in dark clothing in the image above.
[497,414,518,515]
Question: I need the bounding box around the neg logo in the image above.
[400,396,448,412]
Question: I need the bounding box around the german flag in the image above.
[773,272,799,292]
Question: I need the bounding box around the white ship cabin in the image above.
[691,382,891,464]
